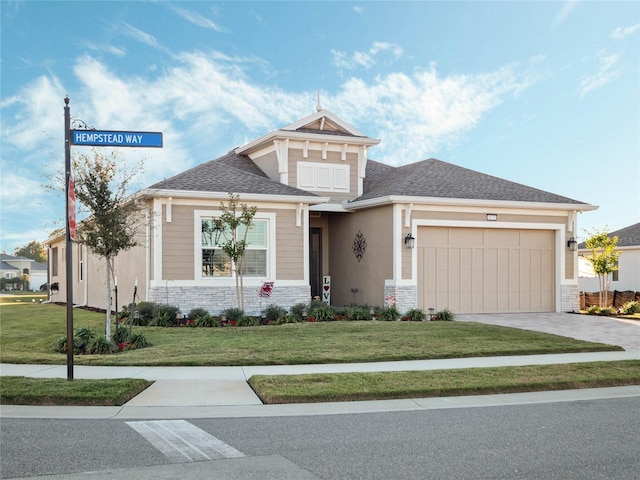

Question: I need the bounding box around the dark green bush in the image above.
[311,304,336,322]
[237,316,260,327]
[379,306,401,321]
[221,307,244,321]
[113,323,129,344]
[346,305,371,321]
[87,336,119,354]
[150,304,180,326]
[196,315,219,327]
[74,326,96,342]
[403,308,426,321]
[128,332,152,348]
[188,308,210,320]
[435,308,455,321]
[133,302,156,325]
[263,304,287,322]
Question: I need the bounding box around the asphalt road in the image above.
[2,396,639,479]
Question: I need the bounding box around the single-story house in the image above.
[0,253,47,291]
[46,107,597,314]
[578,222,640,293]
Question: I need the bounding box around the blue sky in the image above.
[1,1,639,254]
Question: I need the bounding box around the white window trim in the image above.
[297,161,349,193]
[194,210,276,286]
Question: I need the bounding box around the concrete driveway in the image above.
[456,312,640,350]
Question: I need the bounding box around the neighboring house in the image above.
[0,253,47,291]
[578,222,640,293]
[46,107,597,314]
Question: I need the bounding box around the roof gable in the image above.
[282,109,367,137]
[146,151,320,198]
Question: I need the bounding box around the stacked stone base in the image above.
[148,285,311,316]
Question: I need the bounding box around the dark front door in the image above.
[310,227,322,299]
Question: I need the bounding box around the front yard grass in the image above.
[0,304,622,366]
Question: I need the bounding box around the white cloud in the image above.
[610,23,640,39]
[353,6,364,15]
[172,6,224,32]
[121,22,160,48]
[579,51,622,98]
[84,42,126,57]
[553,1,579,27]
[332,42,404,70]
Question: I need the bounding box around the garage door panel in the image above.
[419,227,555,313]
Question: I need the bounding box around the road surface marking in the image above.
[127,420,245,463]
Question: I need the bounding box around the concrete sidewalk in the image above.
[2,350,640,419]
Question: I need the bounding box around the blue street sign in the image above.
[71,130,163,148]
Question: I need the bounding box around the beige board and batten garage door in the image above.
[418,227,555,313]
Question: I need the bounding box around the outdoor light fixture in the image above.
[567,237,578,251]
[404,233,415,249]
[261,310,267,325]
[302,308,308,320]
[428,307,435,321]
[486,214,497,221]
[370,306,376,321]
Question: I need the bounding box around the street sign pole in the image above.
[64,96,74,380]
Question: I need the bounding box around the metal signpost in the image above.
[63,97,162,380]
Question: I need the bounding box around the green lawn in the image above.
[0,303,621,366]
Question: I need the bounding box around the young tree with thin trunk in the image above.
[216,192,257,311]
[583,227,621,309]
[71,150,144,338]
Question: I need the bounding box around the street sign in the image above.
[71,130,163,148]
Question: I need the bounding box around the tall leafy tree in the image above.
[72,150,144,338]
[583,227,621,309]
[216,192,257,311]
[14,241,47,263]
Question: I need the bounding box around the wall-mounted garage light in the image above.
[486,214,497,221]
[567,237,578,251]
[404,233,415,249]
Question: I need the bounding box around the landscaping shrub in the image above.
[379,306,401,321]
[149,304,180,327]
[221,307,244,322]
[113,323,129,344]
[403,308,426,322]
[74,326,96,343]
[346,305,371,321]
[586,305,600,315]
[264,304,287,323]
[132,302,156,325]
[288,303,309,322]
[196,315,219,328]
[311,304,336,322]
[435,308,455,321]
[237,316,260,327]
[622,301,640,315]
[598,306,618,316]
[188,308,210,321]
[87,336,119,354]
[127,332,152,349]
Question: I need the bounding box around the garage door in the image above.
[418,227,555,313]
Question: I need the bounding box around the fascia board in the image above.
[235,130,380,155]
[140,188,330,205]
[344,195,599,212]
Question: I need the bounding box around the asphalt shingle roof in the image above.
[355,158,587,205]
[147,151,320,197]
[607,223,640,247]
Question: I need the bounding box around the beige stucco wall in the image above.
[328,206,393,306]
[159,202,304,282]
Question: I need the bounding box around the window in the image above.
[200,218,268,278]
[51,247,58,276]
[297,162,349,192]
[612,258,619,282]
[78,246,84,281]
[4,272,16,279]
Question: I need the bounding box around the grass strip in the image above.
[248,360,640,404]
[0,377,152,406]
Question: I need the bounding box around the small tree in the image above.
[583,227,621,308]
[14,241,47,263]
[71,150,144,338]
[216,192,257,311]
